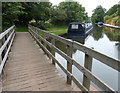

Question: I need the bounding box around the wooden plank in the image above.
[67,45,73,84]
[29,31,72,79]
[37,31,115,91]
[3,32,79,91]
[72,60,114,91]
[33,33,73,65]
[30,25,120,71]
[28,25,117,92]
[73,41,119,71]
[30,25,73,46]
[72,76,88,91]
[43,33,47,48]
[29,27,89,91]
[51,38,55,65]
[83,54,92,90]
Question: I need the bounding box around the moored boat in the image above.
[64,22,93,37]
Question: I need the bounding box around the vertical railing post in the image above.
[2,36,6,59]
[67,45,73,84]
[37,29,40,40]
[0,40,2,65]
[43,33,47,48]
[51,38,55,65]
[83,54,92,90]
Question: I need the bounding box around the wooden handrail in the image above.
[28,25,119,92]
[0,26,15,40]
[0,26,15,75]
[29,25,120,71]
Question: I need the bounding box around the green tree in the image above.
[2,2,52,30]
[91,5,106,23]
[16,2,35,26]
[32,2,52,23]
[104,15,112,21]
[51,2,88,25]
[106,4,119,17]
[2,2,24,28]
[51,5,67,25]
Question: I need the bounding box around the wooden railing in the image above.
[28,25,120,92]
[0,26,15,75]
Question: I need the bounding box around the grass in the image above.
[16,26,28,32]
[15,25,68,35]
[50,30,67,35]
[47,25,68,35]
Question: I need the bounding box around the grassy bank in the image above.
[16,26,28,32]
[105,16,120,26]
[47,25,68,35]
[15,25,68,35]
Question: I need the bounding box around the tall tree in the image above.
[32,2,52,23]
[106,4,119,16]
[51,5,67,25]
[91,5,106,23]
[2,2,24,28]
[16,2,35,26]
[51,2,88,25]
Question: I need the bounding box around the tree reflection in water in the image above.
[91,25,103,41]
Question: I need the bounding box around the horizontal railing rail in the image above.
[28,25,120,92]
[0,25,15,75]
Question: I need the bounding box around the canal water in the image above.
[53,25,120,91]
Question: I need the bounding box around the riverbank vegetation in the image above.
[104,4,120,26]
[47,25,67,35]
[91,4,120,26]
[91,5,106,23]
[2,1,89,33]
[2,1,119,34]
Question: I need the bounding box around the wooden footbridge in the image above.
[0,25,119,92]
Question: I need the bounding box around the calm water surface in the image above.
[54,25,120,91]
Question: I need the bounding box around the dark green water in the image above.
[52,25,120,91]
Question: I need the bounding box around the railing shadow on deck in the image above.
[28,25,120,92]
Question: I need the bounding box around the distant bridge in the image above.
[0,25,119,92]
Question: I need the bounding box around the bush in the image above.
[114,17,120,23]
[104,15,112,21]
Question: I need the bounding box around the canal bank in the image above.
[103,23,120,30]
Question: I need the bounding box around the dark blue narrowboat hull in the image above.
[63,26,93,37]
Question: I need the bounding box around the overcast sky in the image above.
[49,0,120,16]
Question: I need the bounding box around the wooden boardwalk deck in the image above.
[2,32,80,91]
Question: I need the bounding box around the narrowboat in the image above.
[64,22,93,37]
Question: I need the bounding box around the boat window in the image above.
[71,24,78,29]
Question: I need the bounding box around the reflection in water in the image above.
[92,25,103,41]
[61,34,86,44]
[52,25,120,91]
[104,27,120,42]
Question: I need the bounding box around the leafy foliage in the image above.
[2,2,89,30]
[104,15,112,21]
[106,4,119,17]
[91,5,106,23]
[104,4,120,26]
[16,2,35,26]
[2,2,24,28]
[51,2,88,25]
[32,2,52,23]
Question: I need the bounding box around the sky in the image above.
[49,0,120,17]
